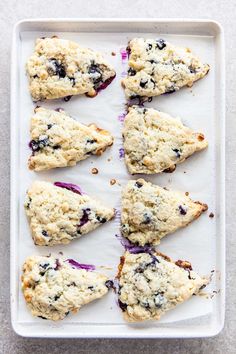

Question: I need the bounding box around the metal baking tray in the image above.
[11,18,225,338]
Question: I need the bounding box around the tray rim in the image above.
[10,18,225,339]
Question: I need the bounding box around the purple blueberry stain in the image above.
[119,148,125,159]
[115,234,154,255]
[121,71,127,78]
[96,74,116,93]
[54,182,83,195]
[118,113,126,123]
[65,258,95,271]
[78,208,91,227]
[115,209,121,221]
[120,48,128,63]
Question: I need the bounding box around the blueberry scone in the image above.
[22,255,111,320]
[28,107,114,171]
[26,37,116,101]
[122,38,210,99]
[123,106,208,174]
[24,181,115,246]
[117,251,208,322]
[121,179,207,246]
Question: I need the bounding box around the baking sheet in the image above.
[11,19,225,337]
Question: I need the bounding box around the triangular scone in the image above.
[28,107,114,171]
[26,37,116,101]
[123,106,208,174]
[121,179,207,246]
[24,181,114,246]
[122,38,210,98]
[22,255,110,320]
[117,251,209,322]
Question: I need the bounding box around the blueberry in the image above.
[26,197,32,209]
[54,294,61,301]
[86,139,96,144]
[88,61,103,85]
[39,262,50,276]
[128,68,136,76]
[48,59,66,78]
[38,137,49,149]
[147,43,152,51]
[40,263,49,269]
[165,87,176,94]
[29,140,40,152]
[130,94,140,100]
[135,181,143,188]
[29,136,49,152]
[156,39,166,50]
[64,95,72,102]
[97,216,107,224]
[118,300,127,312]
[140,79,148,88]
[154,293,165,308]
[126,46,131,57]
[150,78,156,88]
[88,286,94,290]
[69,282,76,287]
[135,265,145,273]
[179,205,187,215]
[47,124,52,129]
[78,208,91,227]
[141,300,150,309]
[70,77,76,86]
[189,65,196,74]
[38,316,48,320]
[148,97,153,102]
[142,213,151,224]
[33,74,39,79]
[105,280,114,289]
[55,259,61,270]
[53,145,61,150]
[42,230,49,237]
[148,59,157,64]
[172,148,181,158]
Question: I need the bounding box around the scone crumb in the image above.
[209,212,214,218]
[175,260,192,270]
[185,192,189,196]
[91,168,99,174]
[110,179,116,185]
[111,52,116,56]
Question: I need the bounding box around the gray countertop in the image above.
[0,0,234,353]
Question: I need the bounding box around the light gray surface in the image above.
[0,0,234,353]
